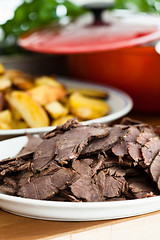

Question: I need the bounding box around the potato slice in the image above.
[0,109,12,124]
[27,85,66,106]
[10,106,22,121]
[35,76,63,88]
[45,101,68,119]
[12,120,28,129]
[67,88,108,99]
[6,69,34,90]
[0,75,12,91]
[0,63,5,75]
[69,92,110,120]
[0,119,13,130]
[6,91,49,128]
[0,109,13,129]
[51,115,75,126]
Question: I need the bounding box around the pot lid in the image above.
[18,3,160,54]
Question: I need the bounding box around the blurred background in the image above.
[0,0,160,114]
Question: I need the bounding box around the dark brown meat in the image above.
[150,151,160,183]
[142,137,160,166]
[127,177,156,199]
[81,127,123,155]
[70,175,103,202]
[32,137,57,171]
[55,125,109,165]
[19,134,42,155]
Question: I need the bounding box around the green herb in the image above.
[0,0,85,54]
[114,0,160,13]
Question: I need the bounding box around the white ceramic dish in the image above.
[0,77,133,139]
[0,136,160,221]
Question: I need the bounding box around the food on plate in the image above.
[0,63,110,129]
[69,92,110,120]
[0,118,160,202]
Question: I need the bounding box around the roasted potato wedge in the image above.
[45,101,68,119]
[6,91,49,128]
[0,75,12,91]
[27,85,66,105]
[6,69,34,90]
[35,76,63,88]
[51,115,75,126]
[69,92,110,120]
[0,63,5,75]
[67,88,108,99]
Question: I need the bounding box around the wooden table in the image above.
[0,110,160,240]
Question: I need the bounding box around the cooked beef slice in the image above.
[127,177,156,199]
[59,189,82,202]
[0,157,30,176]
[17,170,33,187]
[19,134,42,155]
[17,175,59,199]
[150,151,160,183]
[137,128,155,145]
[103,175,126,198]
[128,142,142,162]
[155,126,160,137]
[39,162,61,176]
[18,168,75,199]
[0,184,17,195]
[32,137,57,171]
[0,176,17,195]
[95,170,126,198]
[123,126,140,142]
[48,168,76,190]
[121,117,143,126]
[105,166,126,177]
[43,118,81,139]
[72,159,92,176]
[142,137,160,166]
[112,140,128,157]
[70,175,103,202]
[81,127,123,155]
[54,125,109,165]
[92,154,105,176]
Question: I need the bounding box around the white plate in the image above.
[0,77,133,139]
[0,136,160,221]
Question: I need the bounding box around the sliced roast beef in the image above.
[19,134,42,155]
[150,151,160,183]
[32,137,57,171]
[123,126,140,143]
[55,125,109,165]
[0,157,30,176]
[142,137,160,166]
[43,118,81,139]
[72,159,92,177]
[137,128,155,145]
[1,117,160,202]
[112,140,128,157]
[81,127,123,155]
[95,170,126,198]
[127,177,156,199]
[128,142,142,162]
[17,175,59,199]
[70,175,103,202]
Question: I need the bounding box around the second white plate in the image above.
[0,77,133,139]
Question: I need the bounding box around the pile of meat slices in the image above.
[0,118,160,202]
